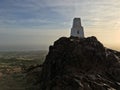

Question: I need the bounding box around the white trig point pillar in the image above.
[71,18,84,38]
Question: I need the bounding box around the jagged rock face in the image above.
[34,36,120,90]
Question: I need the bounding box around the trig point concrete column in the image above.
[71,18,84,38]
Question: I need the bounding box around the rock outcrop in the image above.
[27,36,120,90]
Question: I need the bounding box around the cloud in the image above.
[0,0,120,29]
[0,0,120,50]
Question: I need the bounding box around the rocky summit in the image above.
[27,36,120,90]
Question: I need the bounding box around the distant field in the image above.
[0,51,47,90]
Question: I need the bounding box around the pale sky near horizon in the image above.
[0,0,120,51]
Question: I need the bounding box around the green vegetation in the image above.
[0,51,47,90]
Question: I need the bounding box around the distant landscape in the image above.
[0,50,47,90]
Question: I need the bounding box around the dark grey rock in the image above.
[26,36,120,90]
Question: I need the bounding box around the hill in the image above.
[27,36,120,90]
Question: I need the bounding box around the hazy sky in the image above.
[0,0,120,51]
